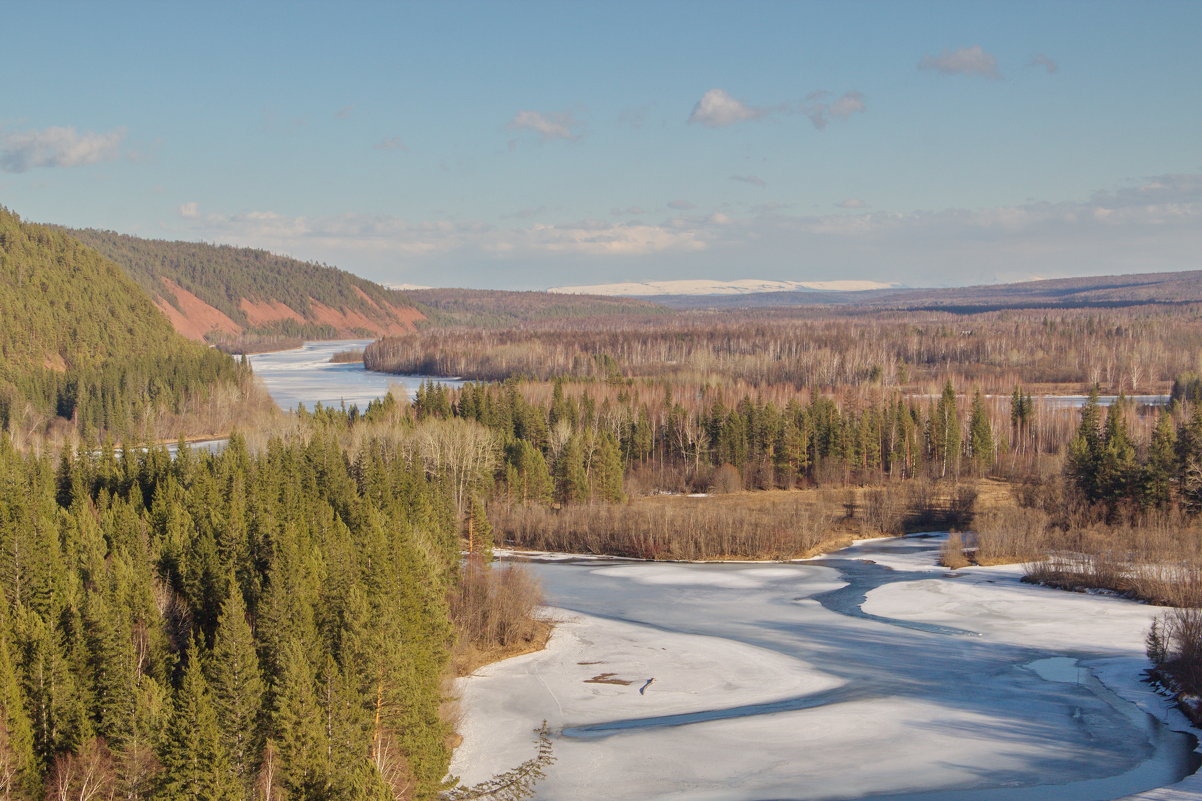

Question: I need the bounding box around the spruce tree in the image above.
[555,435,590,505]
[1130,410,1171,506]
[590,434,625,503]
[968,390,995,471]
[158,641,237,801]
[206,584,265,791]
[272,638,328,801]
[1067,388,1104,501]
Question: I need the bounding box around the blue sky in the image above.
[2,0,1199,289]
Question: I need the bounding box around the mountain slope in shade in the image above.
[67,229,425,343]
[548,278,899,296]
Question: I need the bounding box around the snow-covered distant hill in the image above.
[548,278,899,296]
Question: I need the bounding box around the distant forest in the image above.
[366,307,1202,393]
[405,288,667,329]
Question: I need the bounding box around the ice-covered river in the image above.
[452,539,1202,801]
[247,339,465,410]
[240,345,1199,799]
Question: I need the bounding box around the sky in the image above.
[1,0,1199,290]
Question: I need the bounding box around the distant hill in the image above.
[67,229,425,346]
[549,278,898,296]
[641,269,1202,311]
[405,287,669,327]
[0,208,259,441]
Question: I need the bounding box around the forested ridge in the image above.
[66,229,424,347]
[0,426,473,800]
[0,208,261,444]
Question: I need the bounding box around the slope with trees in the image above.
[0,208,265,444]
[66,229,425,349]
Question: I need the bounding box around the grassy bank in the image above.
[491,479,982,561]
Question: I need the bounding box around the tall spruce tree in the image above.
[158,641,238,801]
[968,390,994,471]
[206,583,265,791]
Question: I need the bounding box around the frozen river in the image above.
[452,538,1201,800]
[246,340,465,410]
[238,344,1199,798]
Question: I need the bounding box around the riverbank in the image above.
[449,535,1200,800]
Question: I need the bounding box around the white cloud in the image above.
[1029,54,1059,74]
[0,126,126,173]
[688,89,766,127]
[919,45,1001,79]
[374,136,407,151]
[506,110,583,141]
[836,198,867,209]
[730,174,766,187]
[178,201,200,219]
[667,199,696,210]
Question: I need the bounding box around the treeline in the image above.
[407,378,1047,500]
[0,208,262,444]
[365,308,1202,393]
[404,288,667,329]
[66,228,422,340]
[1065,392,1202,515]
[953,392,1202,604]
[0,427,469,800]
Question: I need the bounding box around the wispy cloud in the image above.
[0,126,126,173]
[802,91,867,129]
[919,45,1001,79]
[1029,53,1058,74]
[691,87,866,130]
[181,208,710,260]
[730,174,766,187]
[667,199,697,210]
[178,201,200,219]
[688,89,768,127]
[374,136,407,152]
[172,175,1202,289]
[335,105,356,119]
[836,198,867,209]
[506,110,583,141]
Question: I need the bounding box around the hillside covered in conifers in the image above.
[0,207,264,443]
[67,229,425,349]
